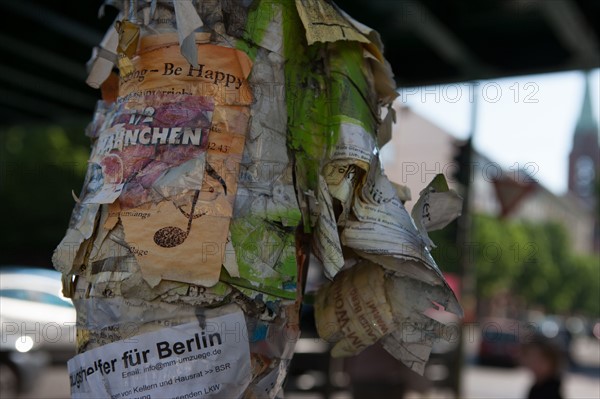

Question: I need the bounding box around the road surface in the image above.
[6,363,598,399]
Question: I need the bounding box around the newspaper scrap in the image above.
[340,158,445,276]
[312,176,344,279]
[330,122,376,165]
[84,241,232,309]
[222,232,240,278]
[333,6,397,103]
[380,328,436,375]
[68,309,251,398]
[334,5,385,56]
[377,105,395,148]
[323,162,360,220]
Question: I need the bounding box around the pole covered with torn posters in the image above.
[53,1,463,397]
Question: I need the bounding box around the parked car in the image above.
[478,318,522,367]
[0,266,77,395]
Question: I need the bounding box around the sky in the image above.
[395,68,600,195]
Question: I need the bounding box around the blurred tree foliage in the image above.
[472,214,599,316]
[430,213,598,317]
[0,123,90,266]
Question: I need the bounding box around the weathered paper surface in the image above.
[377,105,395,148]
[324,162,360,203]
[227,215,297,302]
[223,232,240,278]
[56,2,464,385]
[53,203,99,275]
[381,329,434,375]
[115,19,140,76]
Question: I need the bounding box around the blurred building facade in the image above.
[382,81,598,255]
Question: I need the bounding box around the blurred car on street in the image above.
[477,317,522,367]
[0,266,76,395]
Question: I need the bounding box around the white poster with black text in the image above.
[68,310,251,399]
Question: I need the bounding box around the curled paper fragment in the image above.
[414,174,463,232]
[86,16,120,89]
[381,274,460,374]
[411,174,463,248]
[52,204,99,275]
[173,0,204,67]
[115,19,140,77]
[314,260,461,373]
[378,105,396,148]
[315,262,394,357]
[313,176,344,279]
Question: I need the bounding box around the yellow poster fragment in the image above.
[120,34,253,106]
[295,0,369,45]
[121,198,228,287]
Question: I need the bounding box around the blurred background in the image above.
[0,0,598,398]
